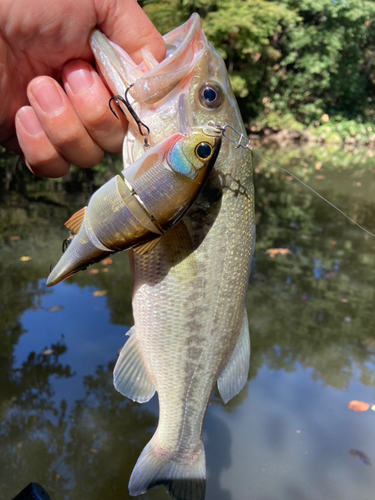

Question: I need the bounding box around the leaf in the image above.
[266,248,292,258]
[347,400,370,412]
[20,256,31,262]
[47,306,63,312]
[102,268,108,273]
[9,236,20,241]
[42,349,54,355]
[349,450,371,466]
[89,269,99,275]
[93,290,107,297]
[101,258,113,265]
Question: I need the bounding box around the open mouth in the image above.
[90,14,205,136]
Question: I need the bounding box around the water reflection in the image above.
[0,144,374,499]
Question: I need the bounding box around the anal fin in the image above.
[114,327,155,403]
[217,308,250,404]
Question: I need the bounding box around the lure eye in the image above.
[195,142,213,161]
[198,83,223,109]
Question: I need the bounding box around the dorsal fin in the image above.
[64,207,86,234]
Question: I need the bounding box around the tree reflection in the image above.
[61,362,157,500]
[0,338,72,500]
[248,143,375,390]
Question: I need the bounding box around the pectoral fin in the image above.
[114,327,155,403]
[217,308,250,404]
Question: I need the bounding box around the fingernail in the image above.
[31,80,65,115]
[66,65,94,94]
[17,107,44,136]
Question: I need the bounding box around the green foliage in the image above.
[311,118,375,144]
[142,0,375,131]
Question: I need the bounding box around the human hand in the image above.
[0,0,165,177]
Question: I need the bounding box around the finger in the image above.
[62,60,126,153]
[95,0,166,64]
[27,76,104,168]
[16,106,70,178]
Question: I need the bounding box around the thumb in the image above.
[94,0,166,64]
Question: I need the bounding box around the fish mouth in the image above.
[90,14,205,128]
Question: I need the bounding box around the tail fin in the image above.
[129,436,206,500]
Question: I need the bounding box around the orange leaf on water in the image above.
[266,248,292,258]
[347,400,370,412]
[315,161,322,170]
[89,269,99,275]
[102,258,113,265]
[93,290,107,297]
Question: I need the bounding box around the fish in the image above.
[46,126,221,286]
[90,13,255,500]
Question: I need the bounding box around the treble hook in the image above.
[109,84,151,149]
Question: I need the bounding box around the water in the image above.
[0,143,375,500]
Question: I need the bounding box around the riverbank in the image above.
[248,118,375,149]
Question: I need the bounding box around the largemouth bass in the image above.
[91,13,255,500]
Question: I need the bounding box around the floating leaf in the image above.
[42,349,54,355]
[102,258,113,265]
[20,256,31,262]
[325,272,335,279]
[266,248,292,258]
[93,290,107,297]
[102,268,108,273]
[347,400,370,412]
[9,236,20,241]
[349,449,371,466]
[89,269,99,275]
[47,306,63,312]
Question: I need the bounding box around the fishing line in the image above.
[212,122,375,238]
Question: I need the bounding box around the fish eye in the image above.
[198,83,223,109]
[195,142,213,161]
